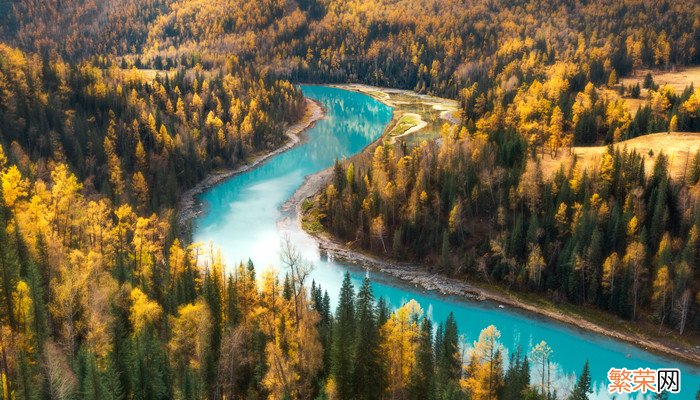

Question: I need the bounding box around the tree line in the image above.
[3,0,699,100]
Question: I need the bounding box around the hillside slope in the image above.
[542,132,700,179]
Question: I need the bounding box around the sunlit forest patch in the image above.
[0,0,699,398]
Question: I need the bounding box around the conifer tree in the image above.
[0,204,20,329]
[201,268,223,398]
[502,349,530,400]
[352,277,383,400]
[437,312,460,384]
[226,274,241,328]
[569,360,592,400]
[409,316,435,400]
[130,331,171,400]
[77,348,120,400]
[377,297,390,326]
[331,272,356,399]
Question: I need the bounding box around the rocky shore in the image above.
[291,181,700,365]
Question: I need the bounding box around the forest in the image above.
[315,81,700,332]
[0,0,699,399]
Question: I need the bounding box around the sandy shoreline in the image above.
[177,98,325,231]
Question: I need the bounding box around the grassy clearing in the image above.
[389,114,421,135]
[611,67,700,116]
[620,66,700,94]
[540,132,700,180]
[598,87,646,116]
[301,198,324,233]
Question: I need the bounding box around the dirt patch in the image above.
[540,132,700,180]
[620,67,700,94]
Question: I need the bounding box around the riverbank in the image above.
[312,230,700,366]
[178,97,325,230]
[288,87,700,367]
[294,172,700,367]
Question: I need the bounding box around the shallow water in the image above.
[194,85,700,399]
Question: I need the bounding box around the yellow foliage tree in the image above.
[651,265,672,329]
[1,165,28,211]
[129,287,163,334]
[547,106,564,157]
[381,299,422,398]
[12,280,33,336]
[623,241,647,320]
[168,300,212,371]
[461,325,504,400]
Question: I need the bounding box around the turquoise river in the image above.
[193,85,700,399]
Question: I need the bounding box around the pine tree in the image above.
[377,297,389,326]
[331,272,356,399]
[201,268,223,397]
[226,274,241,328]
[312,285,333,376]
[569,360,592,400]
[77,347,118,400]
[409,317,435,400]
[283,273,293,301]
[112,295,133,399]
[352,277,383,400]
[15,349,39,400]
[631,83,641,98]
[441,229,451,270]
[502,349,530,400]
[0,204,20,329]
[130,331,171,400]
[25,259,48,344]
[643,73,655,89]
[437,312,460,382]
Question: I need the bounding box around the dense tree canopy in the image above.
[0,44,304,214]
[0,0,699,399]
